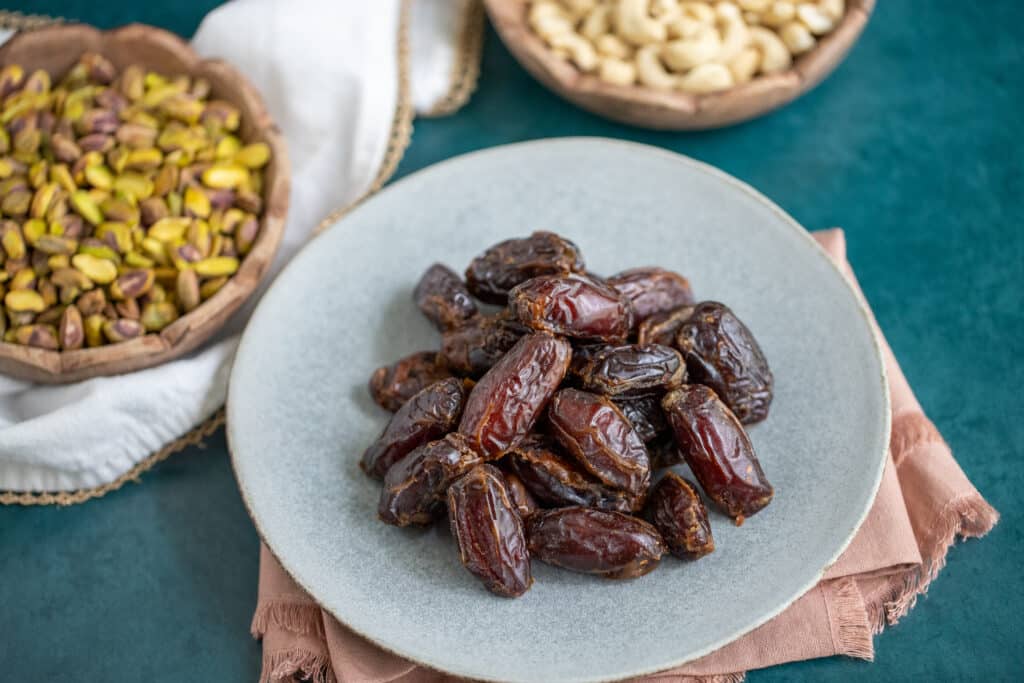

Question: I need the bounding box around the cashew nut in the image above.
[796,3,835,35]
[715,15,750,63]
[549,31,601,71]
[680,1,717,24]
[580,4,612,41]
[666,16,703,39]
[615,0,668,45]
[749,26,792,72]
[529,1,575,41]
[761,1,796,27]
[651,0,683,21]
[598,56,638,85]
[818,0,845,22]
[636,45,678,89]
[738,0,771,10]
[779,20,815,54]
[678,62,734,93]
[662,26,722,71]
[728,46,760,83]
[744,11,762,25]
[595,33,634,59]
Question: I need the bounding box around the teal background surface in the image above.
[1,1,1021,680]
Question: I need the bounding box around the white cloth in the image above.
[0,0,472,492]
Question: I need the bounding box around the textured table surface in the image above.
[1,1,1021,680]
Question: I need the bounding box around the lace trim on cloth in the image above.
[1,0,482,505]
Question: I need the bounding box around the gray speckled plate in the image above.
[228,138,889,683]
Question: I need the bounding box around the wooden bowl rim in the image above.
[0,22,290,384]
[484,0,875,129]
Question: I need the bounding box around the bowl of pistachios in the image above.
[485,0,873,130]
[0,23,289,383]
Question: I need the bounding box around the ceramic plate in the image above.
[228,138,889,682]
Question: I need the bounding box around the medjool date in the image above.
[570,343,685,397]
[505,435,640,512]
[547,388,651,496]
[440,311,528,377]
[613,394,668,443]
[510,272,634,343]
[360,377,466,479]
[465,231,584,304]
[448,465,532,597]
[499,468,539,519]
[458,333,572,457]
[645,472,715,560]
[662,385,773,524]
[675,301,773,424]
[378,433,483,527]
[368,351,452,412]
[606,267,694,323]
[526,507,665,579]
[413,263,478,331]
[636,305,694,346]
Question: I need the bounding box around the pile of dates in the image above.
[361,231,774,598]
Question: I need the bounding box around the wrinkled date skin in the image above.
[606,267,695,323]
[505,435,640,512]
[440,311,528,377]
[465,231,585,304]
[378,433,483,527]
[570,343,686,397]
[675,302,773,424]
[458,333,572,457]
[448,465,533,597]
[360,378,466,479]
[547,388,651,496]
[368,351,452,412]
[509,273,634,343]
[613,394,669,443]
[662,385,773,524]
[646,472,715,560]
[636,305,695,346]
[499,468,539,519]
[413,263,478,331]
[526,507,666,579]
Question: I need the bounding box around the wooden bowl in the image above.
[484,0,874,130]
[0,23,289,384]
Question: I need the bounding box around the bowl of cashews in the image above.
[484,0,873,130]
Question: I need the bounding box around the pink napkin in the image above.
[250,229,998,683]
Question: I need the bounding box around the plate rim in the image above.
[227,136,891,683]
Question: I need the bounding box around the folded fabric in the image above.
[250,228,998,683]
[0,0,479,494]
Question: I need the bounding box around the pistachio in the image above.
[1,188,31,215]
[215,135,241,159]
[0,65,24,98]
[152,164,178,197]
[5,289,46,313]
[33,235,78,256]
[1,221,25,259]
[234,143,271,169]
[94,88,127,113]
[148,216,190,242]
[7,310,36,328]
[146,283,168,304]
[235,215,259,255]
[77,239,120,263]
[29,183,59,219]
[36,303,65,326]
[201,100,240,131]
[38,279,57,307]
[28,160,48,189]
[112,172,153,200]
[199,276,228,300]
[78,133,114,153]
[176,269,201,312]
[13,324,59,350]
[70,190,104,225]
[106,146,128,174]
[184,184,211,217]
[201,163,249,189]
[77,288,106,316]
[110,268,155,300]
[51,267,93,291]
[99,197,139,225]
[139,301,178,332]
[125,147,163,171]
[83,314,105,346]
[22,218,46,245]
[10,268,37,291]
[102,317,143,343]
[194,256,240,278]
[161,94,204,123]
[115,298,140,320]
[115,122,158,149]
[57,305,85,349]
[77,108,119,135]
[119,65,145,100]
[47,254,70,271]
[72,253,118,284]
[139,196,169,226]
[50,133,83,164]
